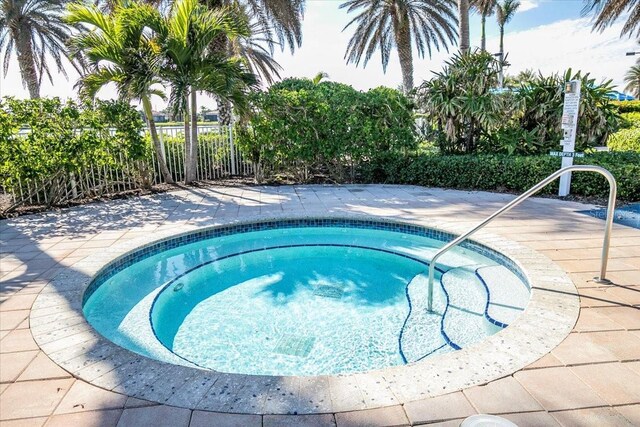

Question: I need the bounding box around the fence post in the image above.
[228,122,237,176]
[70,173,78,198]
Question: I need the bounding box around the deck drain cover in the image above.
[273,335,316,357]
[313,285,344,299]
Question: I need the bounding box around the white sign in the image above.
[558,80,582,196]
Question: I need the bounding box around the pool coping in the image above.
[30,212,580,415]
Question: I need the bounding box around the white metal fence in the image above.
[3,125,253,209]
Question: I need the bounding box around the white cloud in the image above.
[487,16,636,89]
[518,1,540,13]
[0,5,636,106]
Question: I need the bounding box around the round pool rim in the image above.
[31,213,580,414]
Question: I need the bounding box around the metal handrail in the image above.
[427,165,617,312]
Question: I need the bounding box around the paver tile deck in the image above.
[1,185,639,425]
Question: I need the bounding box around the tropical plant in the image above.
[517,69,621,152]
[471,0,495,50]
[156,0,257,183]
[228,17,283,86]
[340,0,457,92]
[458,0,470,52]
[495,0,519,87]
[66,0,174,183]
[416,50,503,153]
[624,65,640,98]
[203,0,305,125]
[0,0,84,98]
[312,71,329,84]
[582,0,639,37]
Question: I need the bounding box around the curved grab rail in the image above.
[427,165,617,312]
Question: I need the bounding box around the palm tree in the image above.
[583,0,639,37]
[66,1,174,184]
[624,65,640,98]
[203,0,304,125]
[0,0,83,98]
[340,0,457,93]
[458,0,470,52]
[495,0,519,87]
[217,10,284,126]
[471,0,495,50]
[157,0,257,183]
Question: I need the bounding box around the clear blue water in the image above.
[83,226,529,376]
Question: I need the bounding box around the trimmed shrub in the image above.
[360,151,640,202]
[607,128,640,152]
[612,100,640,113]
[620,112,640,128]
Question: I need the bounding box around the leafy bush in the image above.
[0,97,147,203]
[607,128,640,152]
[608,110,640,152]
[619,112,640,129]
[612,100,640,113]
[236,79,416,182]
[360,151,640,201]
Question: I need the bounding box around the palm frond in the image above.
[340,0,457,89]
[496,0,519,26]
[583,0,640,37]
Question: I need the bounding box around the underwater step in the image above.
[441,267,500,347]
[476,265,530,327]
[441,267,488,316]
[399,273,448,363]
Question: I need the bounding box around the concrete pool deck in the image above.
[1,185,639,426]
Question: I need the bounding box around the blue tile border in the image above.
[83,217,531,306]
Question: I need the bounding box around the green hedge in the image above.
[360,151,640,202]
[612,100,640,113]
[608,128,640,152]
[1,97,147,192]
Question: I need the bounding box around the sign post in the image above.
[558,80,582,196]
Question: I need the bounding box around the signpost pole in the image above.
[558,80,582,196]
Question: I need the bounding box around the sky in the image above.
[0,0,637,110]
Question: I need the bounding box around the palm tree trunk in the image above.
[14,31,40,99]
[183,94,193,184]
[499,26,505,88]
[458,0,470,53]
[142,96,174,184]
[217,96,231,126]
[481,14,487,51]
[189,88,199,182]
[396,21,414,92]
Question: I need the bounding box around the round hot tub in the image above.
[83,218,531,376]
